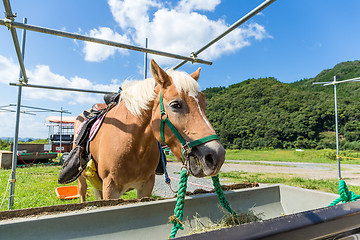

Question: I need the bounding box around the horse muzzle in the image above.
[188,141,225,177]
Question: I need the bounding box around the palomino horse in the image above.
[76,59,225,202]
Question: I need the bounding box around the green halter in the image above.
[159,91,219,164]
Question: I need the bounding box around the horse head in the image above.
[150,59,225,177]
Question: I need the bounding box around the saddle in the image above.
[58,92,167,184]
[58,93,119,184]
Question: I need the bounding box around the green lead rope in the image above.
[212,175,238,216]
[159,91,232,238]
[169,172,237,238]
[169,169,189,239]
[329,180,360,206]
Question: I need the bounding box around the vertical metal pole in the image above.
[334,76,341,179]
[8,17,27,210]
[59,107,63,153]
[144,38,148,79]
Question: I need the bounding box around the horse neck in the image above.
[113,98,156,146]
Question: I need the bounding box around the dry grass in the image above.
[187,207,263,235]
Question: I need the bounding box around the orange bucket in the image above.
[55,186,80,199]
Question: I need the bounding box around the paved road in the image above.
[153,162,216,198]
[153,160,360,198]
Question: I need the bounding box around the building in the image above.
[45,116,76,153]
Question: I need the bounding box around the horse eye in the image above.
[170,101,182,109]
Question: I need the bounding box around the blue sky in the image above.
[0,0,359,138]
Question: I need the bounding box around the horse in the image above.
[75,59,226,202]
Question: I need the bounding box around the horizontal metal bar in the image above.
[0,109,16,112]
[0,105,12,108]
[0,19,212,66]
[314,77,360,86]
[173,0,276,69]
[326,77,360,85]
[9,82,116,94]
[0,109,36,115]
[312,82,332,85]
[338,77,360,82]
[8,104,71,114]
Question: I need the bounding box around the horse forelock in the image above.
[167,70,200,97]
[119,70,200,117]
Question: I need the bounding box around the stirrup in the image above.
[58,146,88,184]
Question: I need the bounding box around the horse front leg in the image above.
[102,177,122,200]
[94,189,103,200]
[137,174,155,199]
[78,174,88,202]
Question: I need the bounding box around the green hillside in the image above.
[204,60,360,150]
[291,60,360,99]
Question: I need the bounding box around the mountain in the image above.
[291,61,360,103]
[204,60,360,150]
[0,137,40,142]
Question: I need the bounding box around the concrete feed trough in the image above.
[0,184,348,239]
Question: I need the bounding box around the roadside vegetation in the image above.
[0,139,12,151]
[225,149,360,164]
[0,138,49,151]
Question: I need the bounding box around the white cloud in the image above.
[177,0,221,12]
[0,55,122,138]
[83,27,131,62]
[25,65,120,104]
[0,55,19,84]
[0,111,48,138]
[0,55,120,105]
[108,0,160,29]
[82,0,272,65]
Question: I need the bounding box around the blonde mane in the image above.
[119,70,200,117]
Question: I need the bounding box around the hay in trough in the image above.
[187,207,263,235]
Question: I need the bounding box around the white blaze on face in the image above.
[191,95,214,131]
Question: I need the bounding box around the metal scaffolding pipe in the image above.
[173,0,277,69]
[0,19,212,66]
[8,16,27,210]
[9,82,116,94]
[2,0,28,83]
[8,104,71,114]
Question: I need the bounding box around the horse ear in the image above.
[190,67,201,81]
[150,59,170,87]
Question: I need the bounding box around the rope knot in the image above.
[169,215,184,229]
[329,180,360,206]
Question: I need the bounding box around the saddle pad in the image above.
[76,112,107,142]
[89,114,106,141]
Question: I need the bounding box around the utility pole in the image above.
[313,76,360,179]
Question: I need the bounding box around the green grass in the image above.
[0,165,138,211]
[219,171,360,194]
[2,149,360,211]
[225,149,360,164]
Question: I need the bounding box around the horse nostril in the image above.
[205,154,215,169]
